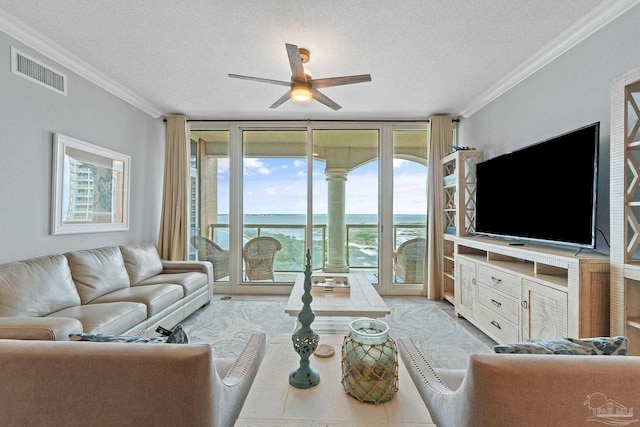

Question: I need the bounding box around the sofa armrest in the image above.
[162,260,214,299]
[0,317,83,340]
[161,260,212,275]
[212,333,267,427]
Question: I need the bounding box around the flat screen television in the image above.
[474,122,599,249]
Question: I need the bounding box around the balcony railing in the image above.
[209,222,425,272]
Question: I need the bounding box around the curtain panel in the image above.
[425,116,453,299]
[158,115,190,260]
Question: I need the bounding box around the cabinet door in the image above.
[521,279,567,341]
[455,256,477,321]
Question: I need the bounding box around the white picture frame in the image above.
[51,133,130,234]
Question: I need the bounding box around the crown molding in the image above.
[0,8,164,118]
[460,0,640,118]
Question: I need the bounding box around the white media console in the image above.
[453,236,610,343]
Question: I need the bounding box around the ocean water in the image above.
[218,213,426,226]
[209,214,426,252]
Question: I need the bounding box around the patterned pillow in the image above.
[69,324,190,344]
[69,333,167,343]
[493,336,628,355]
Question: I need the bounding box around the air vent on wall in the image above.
[11,47,67,95]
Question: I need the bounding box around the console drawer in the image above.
[478,284,520,325]
[477,304,519,343]
[477,264,520,299]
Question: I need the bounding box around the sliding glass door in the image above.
[313,129,379,284]
[242,129,308,284]
[190,121,430,295]
[392,128,428,285]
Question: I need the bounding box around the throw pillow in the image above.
[69,333,167,343]
[493,336,628,355]
[165,324,190,344]
[69,324,191,344]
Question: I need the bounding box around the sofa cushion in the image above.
[48,301,146,334]
[90,284,184,317]
[65,247,131,304]
[137,272,208,296]
[0,255,81,317]
[493,336,629,355]
[120,244,164,285]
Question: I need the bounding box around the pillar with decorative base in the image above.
[289,249,321,389]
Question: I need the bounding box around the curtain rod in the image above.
[164,118,459,123]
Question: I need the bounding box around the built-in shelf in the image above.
[440,150,482,305]
[611,66,640,355]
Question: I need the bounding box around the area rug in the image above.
[181,296,492,369]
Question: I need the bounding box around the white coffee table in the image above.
[285,273,391,332]
[234,334,435,426]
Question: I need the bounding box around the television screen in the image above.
[474,122,599,248]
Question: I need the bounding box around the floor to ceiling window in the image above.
[242,129,308,285]
[313,129,379,284]
[392,128,428,285]
[190,129,230,283]
[189,121,430,296]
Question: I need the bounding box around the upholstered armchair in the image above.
[190,235,230,281]
[0,333,267,427]
[393,237,426,283]
[243,236,282,281]
[398,337,640,427]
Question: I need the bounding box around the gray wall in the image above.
[459,4,640,253]
[0,32,165,264]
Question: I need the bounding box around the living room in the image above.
[1,1,640,426]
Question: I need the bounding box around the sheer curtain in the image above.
[425,116,453,298]
[157,115,190,260]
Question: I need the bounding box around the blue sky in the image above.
[215,158,427,215]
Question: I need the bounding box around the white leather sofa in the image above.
[0,332,266,427]
[0,244,212,339]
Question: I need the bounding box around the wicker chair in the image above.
[243,236,282,281]
[190,235,230,281]
[394,238,426,283]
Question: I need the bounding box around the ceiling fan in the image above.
[228,43,371,111]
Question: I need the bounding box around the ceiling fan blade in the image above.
[228,73,291,87]
[312,89,342,110]
[311,74,372,89]
[285,43,307,83]
[269,90,292,109]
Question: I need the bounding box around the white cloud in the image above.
[243,158,273,175]
[393,159,408,169]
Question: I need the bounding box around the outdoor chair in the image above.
[394,237,426,283]
[190,235,230,281]
[243,236,282,281]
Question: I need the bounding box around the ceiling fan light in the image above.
[291,84,312,104]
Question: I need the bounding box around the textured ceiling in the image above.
[0,0,615,120]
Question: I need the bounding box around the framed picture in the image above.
[51,133,130,234]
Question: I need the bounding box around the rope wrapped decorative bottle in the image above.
[341,318,398,404]
[289,249,320,389]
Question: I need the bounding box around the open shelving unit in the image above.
[440,150,483,305]
[611,65,640,355]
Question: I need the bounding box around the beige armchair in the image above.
[398,337,640,427]
[243,236,282,281]
[191,235,230,281]
[0,333,267,427]
[393,238,425,283]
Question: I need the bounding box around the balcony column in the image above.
[324,167,349,273]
